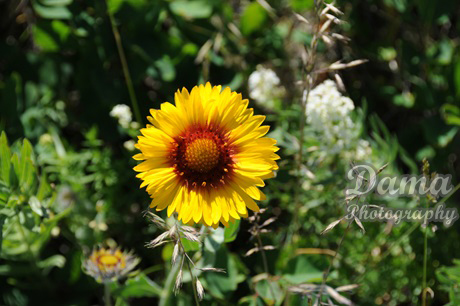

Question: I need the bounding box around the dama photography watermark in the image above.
[344,163,458,226]
[346,163,453,198]
[346,203,459,227]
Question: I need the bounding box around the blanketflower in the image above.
[134,83,279,228]
[83,247,139,282]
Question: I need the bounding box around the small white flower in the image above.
[123,140,136,151]
[355,139,372,160]
[248,65,284,108]
[306,79,370,159]
[110,104,132,128]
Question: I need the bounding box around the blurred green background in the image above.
[1,0,460,305]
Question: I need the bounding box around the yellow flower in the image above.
[134,83,279,228]
[83,247,139,282]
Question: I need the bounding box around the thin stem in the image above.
[104,282,112,306]
[106,1,143,125]
[176,233,200,306]
[422,197,429,306]
[185,259,200,306]
[254,223,277,300]
[318,219,352,301]
[290,0,323,241]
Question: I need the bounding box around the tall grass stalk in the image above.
[106,1,143,125]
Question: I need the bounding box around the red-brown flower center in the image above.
[169,124,237,189]
[185,138,219,173]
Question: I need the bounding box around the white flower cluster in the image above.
[306,80,371,159]
[248,65,284,109]
[110,104,132,129]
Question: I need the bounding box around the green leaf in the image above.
[393,92,414,108]
[32,1,72,19]
[29,196,44,217]
[255,279,284,305]
[240,2,267,36]
[32,25,59,52]
[51,20,71,42]
[455,58,460,97]
[0,132,11,186]
[181,238,200,252]
[224,219,240,243]
[19,140,35,190]
[282,255,323,284]
[36,173,51,201]
[41,0,73,5]
[114,274,162,298]
[155,56,176,82]
[37,254,66,269]
[442,104,460,126]
[204,227,224,253]
[170,1,213,19]
[204,247,241,298]
[10,153,20,189]
[107,0,124,13]
[290,0,314,12]
[0,215,5,253]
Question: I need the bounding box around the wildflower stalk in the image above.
[159,259,181,306]
[185,259,200,306]
[318,219,352,301]
[175,233,200,305]
[104,282,112,306]
[291,0,323,240]
[106,1,143,125]
[422,207,428,306]
[249,213,277,300]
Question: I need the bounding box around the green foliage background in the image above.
[1,0,460,305]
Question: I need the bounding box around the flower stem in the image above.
[254,223,277,301]
[185,259,200,306]
[422,197,429,306]
[318,219,352,302]
[106,1,143,125]
[104,282,112,306]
